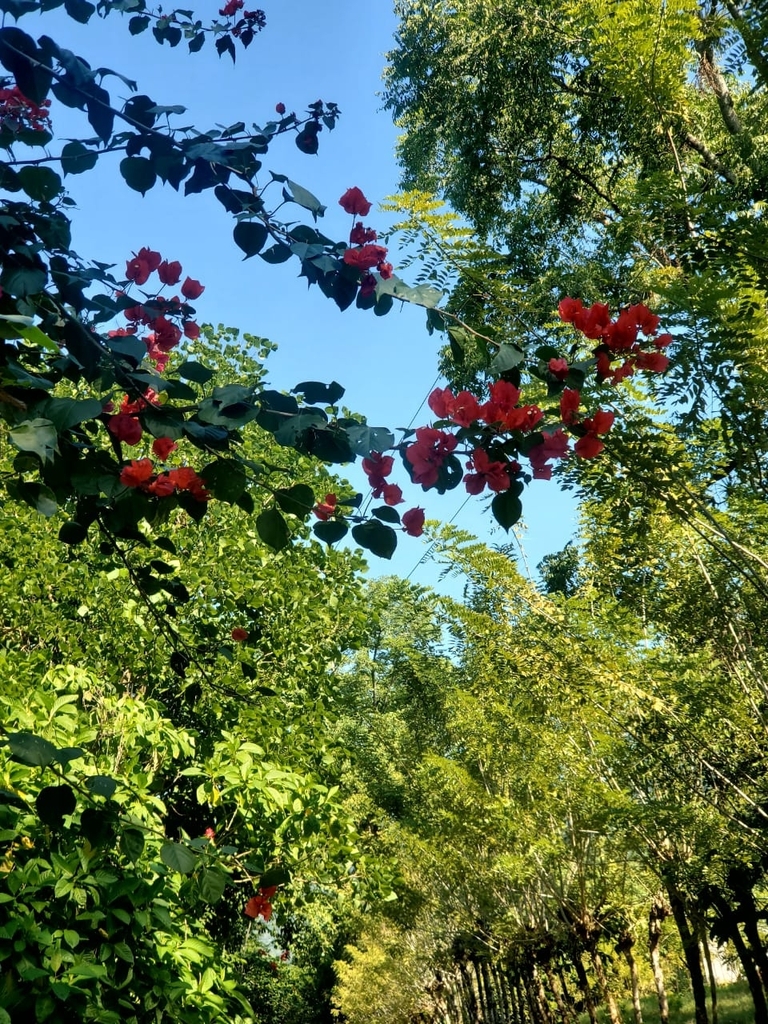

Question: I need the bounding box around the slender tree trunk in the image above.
[572,953,598,1024]
[460,961,479,1022]
[649,896,671,1024]
[738,890,768,997]
[695,916,718,1024]
[589,945,622,1024]
[665,876,709,1024]
[556,966,574,1012]
[618,931,643,1024]
[708,890,768,1024]
[544,963,574,1023]
[533,964,553,1024]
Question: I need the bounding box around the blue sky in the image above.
[15,1,576,589]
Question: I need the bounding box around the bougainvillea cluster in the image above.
[0,84,52,133]
[244,885,278,921]
[114,248,203,372]
[119,459,211,501]
[339,188,393,293]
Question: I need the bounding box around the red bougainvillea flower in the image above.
[219,0,243,14]
[167,466,210,501]
[655,333,673,349]
[137,247,162,273]
[573,434,605,458]
[630,302,661,336]
[244,895,273,921]
[157,259,182,286]
[502,405,543,433]
[343,244,389,272]
[463,448,511,495]
[362,452,394,478]
[275,102,286,115]
[152,436,177,461]
[449,390,481,428]
[183,320,201,340]
[181,276,205,300]
[120,459,154,488]
[152,316,182,352]
[428,386,455,419]
[350,222,378,245]
[528,428,570,480]
[480,380,522,426]
[378,262,394,280]
[147,474,176,497]
[635,350,670,372]
[558,297,584,323]
[405,427,458,488]
[574,302,611,340]
[402,507,426,537]
[204,827,216,839]
[548,357,569,380]
[560,388,581,426]
[313,493,337,520]
[382,483,404,506]
[231,627,249,642]
[125,256,151,286]
[359,274,377,299]
[574,409,615,459]
[108,414,142,445]
[339,187,372,217]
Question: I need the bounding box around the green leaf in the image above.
[59,521,89,545]
[313,519,348,545]
[9,417,57,463]
[233,221,268,258]
[36,785,76,827]
[113,941,134,963]
[286,179,326,216]
[352,520,397,560]
[200,459,246,503]
[375,274,443,309]
[372,505,401,524]
[160,841,198,874]
[120,156,157,195]
[260,242,292,264]
[86,775,118,799]
[491,488,523,530]
[64,0,95,23]
[490,344,525,373]
[8,731,57,767]
[120,827,145,863]
[292,380,345,406]
[54,746,85,765]
[274,484,314,518]
[17,165,62,202]
[0,28,53,105]
[18,481,57,517]
[259,865,290,888]
[129,14,149,33]
[177,360,214,384]
[199,868,227,904]
[256,508,291,551]
[343,423,396,457]
[189,31,205,53]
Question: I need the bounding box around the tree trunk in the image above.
[572,952,598,1024]
[533,964,553,1024]
[665,876,709,1024]
[589,945,622,1024]
[738,889,768,997]
[617,930,643,1024]
[695,916,718,1024]
[544,963,575,1023]
[649,896,671,1024]
[708,889,768,1024]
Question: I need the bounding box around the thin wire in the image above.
[405,492,473,580]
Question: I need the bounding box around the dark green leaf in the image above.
[36,785,76,828]
[120,827,145,862]
[59,520,88,545]
[295,121,320,155]
[274,484,314,518]
[0,27,53,105]
[61,141,99,176]
[160,841,197,874]
[176,360,213,383]
[491,488,523,530]
[129,15,149,33]
[188,31,205,53]
[17,165,62,202]
[313,519,349,546]
[286,179,325,216]
[86,775,118,799]
[292,380,345,406]
[80,806,117,846]
[120,156,157,195]
[256,508,290,551]
[199,868,227,904]
[233,221,268,258]
[86,83,113,143]
[352,520,397,560]
[200,459,246,502]
[8,731,57,767]
[490,344,525,373]
[215,33,236,63]
[64,0,95,23]
[259,865,290,888]
[260,243,292,264]
[372,505,401,524]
